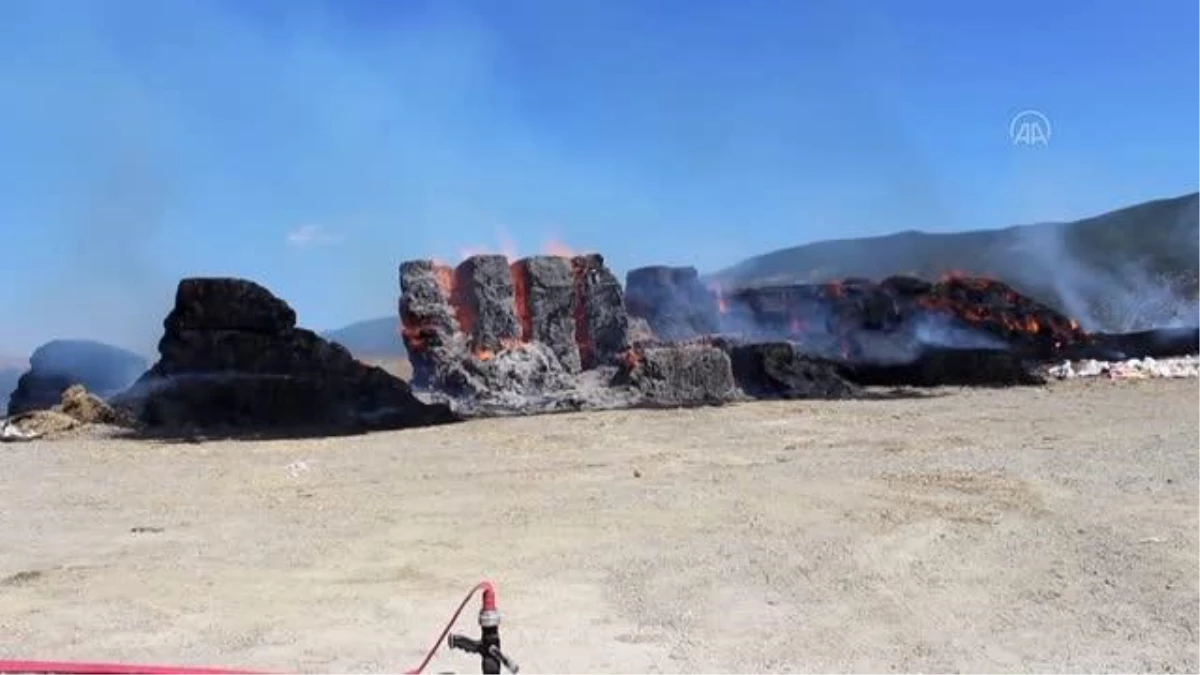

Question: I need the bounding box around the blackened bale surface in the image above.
[617,344,736,406]
[572,254,629,368]
[166,278,297,333]
[1085,327,1200,360]
[728,342,859,400]
[122,277,457,433]
[399,260,460,387]
[512,256,581,373]
[453,255,521,352]
[838,347,1045,388]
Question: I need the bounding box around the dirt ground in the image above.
[1,379,1197,673]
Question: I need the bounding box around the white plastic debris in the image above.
[0,419,44,442]
[1048,355,1200,380]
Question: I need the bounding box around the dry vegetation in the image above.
[0,379,1196,673]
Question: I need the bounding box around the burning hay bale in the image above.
[726,342,860,400]
[720,275,1089,363]
[399,253,635,412]
[398,259,463,389]
[452,254,522,353]
[570,253,631,368]
[625,265,721,341]
[396,249,1194,415]
[614,343,737,406]
[6,339,147,416]
[510,256,582,372]
[117,278,457,434]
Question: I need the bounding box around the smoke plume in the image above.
[1003,196,1199,333]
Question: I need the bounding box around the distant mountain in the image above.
[710,192,1200,332]
[322,316,406,358]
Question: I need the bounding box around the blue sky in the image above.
[0,0,1196,356]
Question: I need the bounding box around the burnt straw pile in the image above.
[401,255,1197,416]
[111,278,457,435]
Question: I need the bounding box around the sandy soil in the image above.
[1,379,1197,673]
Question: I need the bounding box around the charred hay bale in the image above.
[124,277,458,432]
[6,339,148,416]
[1085,327,1199,360]
[728,342,859,399]
[725,284,829,339]
[572,254,629,368]
[837,347,1045,388]
[625,266,720,341]
[913,277,1088,359]
[453,255,521,352]
[511,256,582,372]
[616,344,736,406]
[880,275,933,296]
[399,260,461,387]
[132,369,456,432]
[152,328,355,376]
[166,278,296,333]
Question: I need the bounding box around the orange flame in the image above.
[620,347,643,369]
[542,239,575,258]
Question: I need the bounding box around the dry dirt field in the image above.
[1,379,1197,673]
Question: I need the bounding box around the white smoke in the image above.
[1003,204,1199,333]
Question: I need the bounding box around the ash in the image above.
[409,341,642,417]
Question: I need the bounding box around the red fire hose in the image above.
[406,581,497,675]
[0,578,511,672]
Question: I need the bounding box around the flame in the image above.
[434,266,454,296]
[620,347,643,369]
[708,283,729,314]
[542,239,575,258]
[458,228,519,262]
[939,269,972,282]
[472,338,525,361]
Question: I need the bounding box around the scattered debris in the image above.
[1,410,77,441]
[286,461,311,477]
[1047,356,1200,380]
[0,418,44,442]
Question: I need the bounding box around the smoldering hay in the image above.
[4,250,1196,432]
